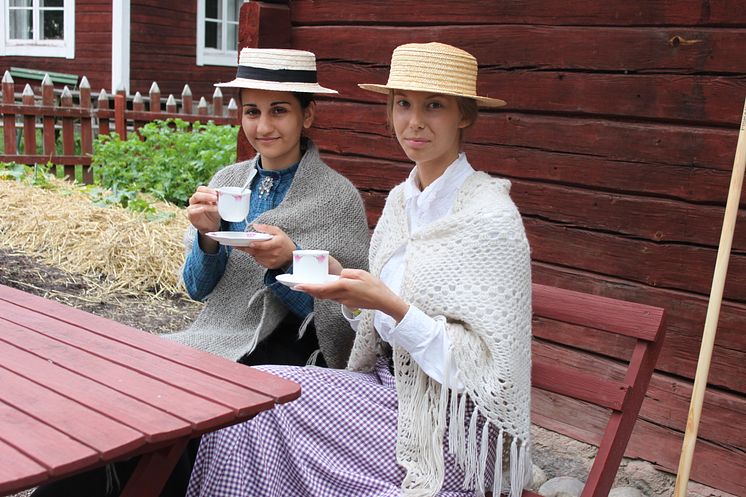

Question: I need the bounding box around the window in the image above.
[0,0,75,58]
[197,0,243,66]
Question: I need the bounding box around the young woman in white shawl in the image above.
[186,42,533,497]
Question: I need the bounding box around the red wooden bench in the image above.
[487,283,666,497]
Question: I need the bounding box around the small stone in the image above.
[531,465,548,488]
[609,487,645,497]
[539,476,585,497]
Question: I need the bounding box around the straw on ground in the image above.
[0,178,190,298]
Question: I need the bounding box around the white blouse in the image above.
[344,153,473,389]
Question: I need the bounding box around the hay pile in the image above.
[0,178,191,297]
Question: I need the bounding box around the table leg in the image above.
[120,437,191,497]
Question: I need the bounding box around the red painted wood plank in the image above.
[533,284,664,341]
[321,152,746,246]
[321,145,745,208]
[294,25,746,73]
[532,390,746,496]
[0,316,238,430]
[0,340,191,444]
[533,339,746,450]
[290,0,746,26]
[0,398,98,476]
[532,360,629,411]
[0,438,47,495]
[0,366,145,461]
[318,62,746,126]
[0,306,275,426]
[0,285,300,403]
[532,263,746,392]
[515,180,745,249]
[310,101,741,172]
[526,218,746,302]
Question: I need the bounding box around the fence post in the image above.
[213,87,223,117]
[98,89,111,136]
[22,84,36,157]
[79,76,94,183]
[2,71,17,155]
[133,91,145,134]
[42,75,56,169]
[166,94,177,114]
[181,85,193,115]
[61,86,75,179]
[149,82,161,113]
[115,92,126,140]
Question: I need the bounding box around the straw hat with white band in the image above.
[216,48,338,94]
[358,42,505,107]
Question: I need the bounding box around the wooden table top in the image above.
[0,284,300,496]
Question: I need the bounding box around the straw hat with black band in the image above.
[358,42,505,107]
[216,48,338,94]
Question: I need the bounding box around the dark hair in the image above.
[292,92,315,110]
[385,92,478,144]
[236,90,315,109]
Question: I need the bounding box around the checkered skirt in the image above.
[187,359,496,497]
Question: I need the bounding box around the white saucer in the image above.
[276,274,340,290]
[205,231,273,247]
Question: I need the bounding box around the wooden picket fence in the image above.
[0,71,239,183]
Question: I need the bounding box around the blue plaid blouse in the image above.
[182,160,313,317]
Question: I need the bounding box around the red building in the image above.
[0,0,244,97]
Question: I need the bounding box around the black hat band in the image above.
[236,66,318,84]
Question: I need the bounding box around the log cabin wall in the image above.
[242,1,746,493]
[0,0,112,92]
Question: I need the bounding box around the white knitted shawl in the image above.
[347,171,533,497]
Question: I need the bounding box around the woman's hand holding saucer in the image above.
[296,269,410,322]
[239,223,296,269]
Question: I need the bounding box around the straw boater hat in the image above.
[358,42,505,107]
[215,48,338,94]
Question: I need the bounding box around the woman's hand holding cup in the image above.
[187,186,221,235]
[240,223,295,269]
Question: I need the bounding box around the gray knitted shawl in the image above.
[166,141,370,368]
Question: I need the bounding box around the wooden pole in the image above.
[673,97,746,496]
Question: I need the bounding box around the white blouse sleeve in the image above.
[388,304,464,391]
[341,304,362,332]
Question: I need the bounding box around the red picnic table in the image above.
[0,283,300,497]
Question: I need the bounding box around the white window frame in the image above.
[0,0,75,58]
[196,0,242,67]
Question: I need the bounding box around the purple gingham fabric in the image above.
[187,359,496,497]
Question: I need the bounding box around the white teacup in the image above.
[292,250,329,283]
[217,187,250,222]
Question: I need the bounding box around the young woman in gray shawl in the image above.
[30,48,369,497]
[186,43,532,497]
[168,47,370,370]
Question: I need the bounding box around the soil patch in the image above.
[0,248,202,335]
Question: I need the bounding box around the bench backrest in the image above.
[526,283,666,497]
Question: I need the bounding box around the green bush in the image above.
[92,119,238,207]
